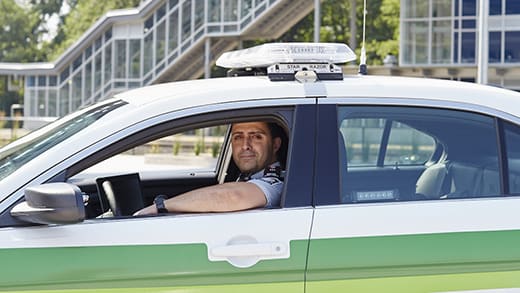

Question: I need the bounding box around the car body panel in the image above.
[0,208,313,291]
[306,199,520,291]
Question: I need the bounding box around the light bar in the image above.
[216,43,357,69]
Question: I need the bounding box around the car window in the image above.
[0,100,126,181]
[338,106,501,203]
[79,125,228,177]
[340,118,435,166]
[504,121,520,194]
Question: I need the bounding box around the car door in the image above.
[0,104,316,292]
[306,100,520,292]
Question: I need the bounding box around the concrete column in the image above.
[205,38,211,79]
[477,0,489,84]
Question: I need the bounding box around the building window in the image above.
[85,61,92,99]
[224,0,238,21]
[144,14,154,33]
[37,89,46,116]
[489,31,502,63]
[208,0,220,22]
[115,40,127,79]
[432,20,452,63]
[156,20,166,66]
[104,42,112,86]
[454,32,459,63]
[432,0,451,17]
[194,0,204,31]
[143,33,154,75]
[60,67,70,84]
[156,3,166,22]
[506,0,520,15]
[490,0,502,15]
[129,39,141,79]
[241,0,253,18]
[462,19,475,29]
[59,83,70,117]
[49,76,57,87]
[181,0,192,42]
[27,76,35,87]
[37,76,46,87]
[168,9,179,53]
[505,31,520,62]
[72,72,82,111]
[402,21,428,64]
[461,32,476,63]
[48,89,57,117]
[94,54,102,93]
[462,0,476,16]
[404,0,428,18]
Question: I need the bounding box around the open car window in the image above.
[74,125,229,179]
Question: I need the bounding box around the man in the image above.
[134,121,285,215]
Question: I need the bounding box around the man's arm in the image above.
[134,182,267,215]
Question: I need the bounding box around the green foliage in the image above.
[279,0,400,65]
[50,0,141,60]
[211,142,220,158]
[194,141,202,156]
[173,140,181,156]
[0,0,46,62]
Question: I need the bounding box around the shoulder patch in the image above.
[259,177,283,186]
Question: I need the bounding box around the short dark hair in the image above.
[268,122,288,168]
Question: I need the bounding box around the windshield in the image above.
[0,100,126,180]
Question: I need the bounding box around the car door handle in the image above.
[211,242,287,258]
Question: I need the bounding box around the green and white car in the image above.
[1,43,520,292]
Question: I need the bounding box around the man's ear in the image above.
[273,137,282,153]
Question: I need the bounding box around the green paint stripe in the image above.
[0,241,308,291]
[0,282,304,293]
[307,229,520,281]
[307,270,520,293]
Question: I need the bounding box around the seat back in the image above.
[415,162,448,199]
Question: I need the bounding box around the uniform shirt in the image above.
[237,162,284,208]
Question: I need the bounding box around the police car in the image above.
[1,43,520,292]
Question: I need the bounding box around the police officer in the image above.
[135,121,285,215]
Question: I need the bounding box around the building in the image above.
[397,0,520,89]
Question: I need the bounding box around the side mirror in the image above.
[11,183,86,225]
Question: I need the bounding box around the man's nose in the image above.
[241,136,252,149]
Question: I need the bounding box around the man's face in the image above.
[231,122,281,174]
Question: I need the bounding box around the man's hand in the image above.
[133,204,158,216]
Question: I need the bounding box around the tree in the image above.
[49,0,141,60]
[279,0,400,65]
[0,0,46,62]
[0,0,44,118]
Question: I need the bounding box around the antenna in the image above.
[358,0,368,75]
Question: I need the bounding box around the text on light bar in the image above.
[216,43,357,69]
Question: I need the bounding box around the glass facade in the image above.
[401,0,520,67]
[23,0,280,118]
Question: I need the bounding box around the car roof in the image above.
[115,74,520,119]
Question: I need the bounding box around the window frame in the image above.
[315,100,519,206]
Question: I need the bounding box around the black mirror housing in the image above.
[11,183,86,225]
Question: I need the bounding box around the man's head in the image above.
[231,122,283,174]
